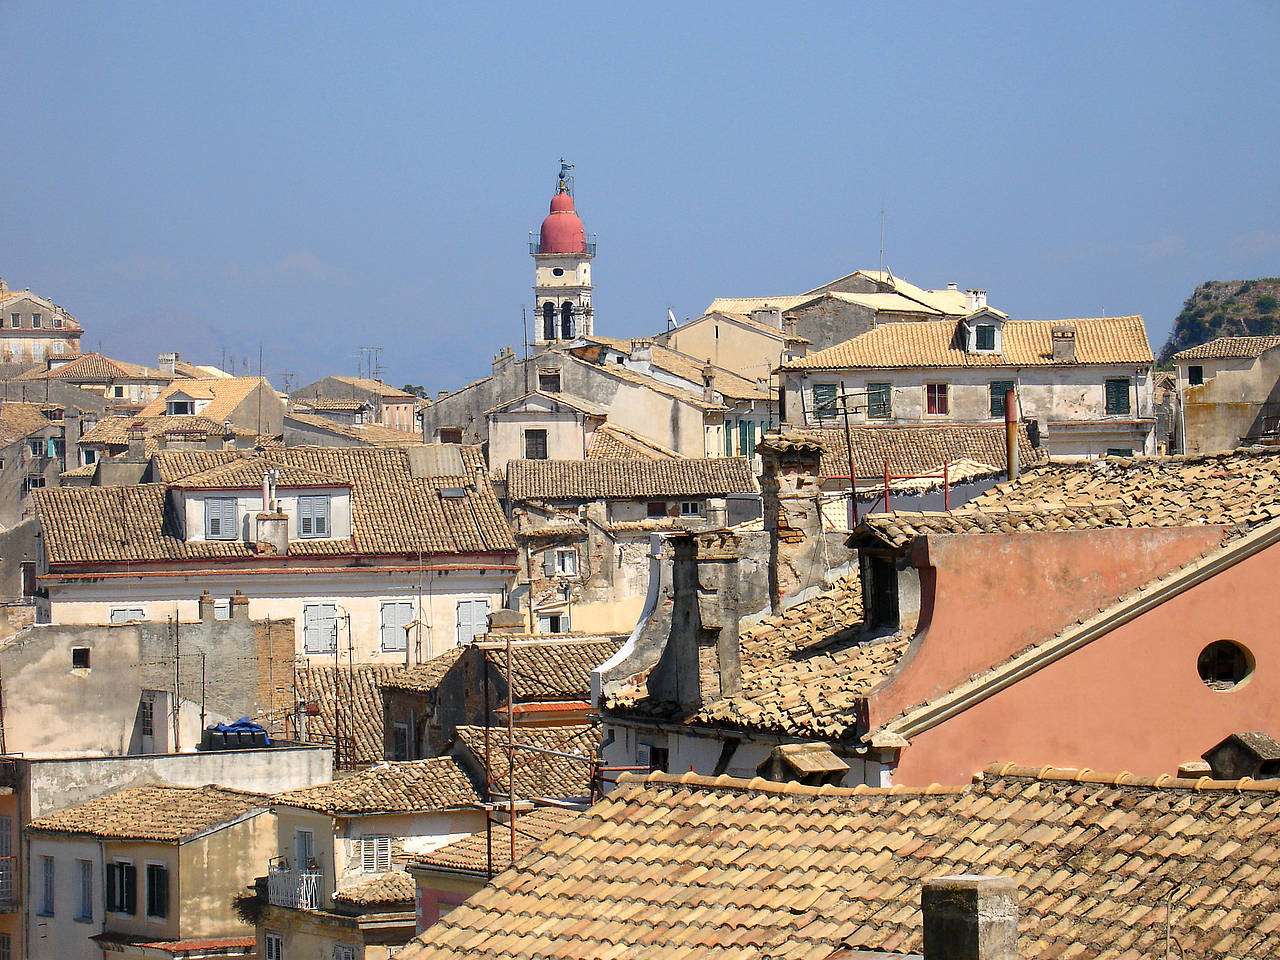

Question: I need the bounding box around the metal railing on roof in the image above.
[529,240,596,256]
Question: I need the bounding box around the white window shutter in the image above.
[543,549,556,577]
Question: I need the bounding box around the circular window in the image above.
[552,268,564,277]
[1197,640,1254,691]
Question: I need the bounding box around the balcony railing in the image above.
[529,240,596,256]
[267,865,322,909]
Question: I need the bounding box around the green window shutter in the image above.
[867,383,891,419]
[1105,379,1131,415]
[105,864,118,913]
[122,863,137,915]
[811,383,838,420]
[989,382,1015,418]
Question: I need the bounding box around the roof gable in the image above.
[507,457,757,501]
[27,784,267,842]
[272,756,481,815]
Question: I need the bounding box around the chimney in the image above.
[126,422,146,460]
[198,590,215,624]
[705,496,728,528]
[229,589,251,623]
[437,389,450,401]
[947,282,959,291]
[158,352,178,375]
[492,346,516,378]
[1051,324,1076,363]
[1004,390,1019,482]
[0,279,7,297]
[922,875,1018,960]
[758,435,825,611]
[629,338,653,367]
[964,289,987,313]
[255,506,289,555]
[702,364,716,404]
[749,308,783,329]
[485,609,525,636]
[646,532,742,707]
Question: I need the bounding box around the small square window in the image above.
[537,613,569,634]
[9,315,18,328]
[811,383,839,421]
[680,501,700,517]
[205,497,237,540]
[538,372,561,393]
[524,429,548,460]
[298,495,331,538]
[112,385,125,399]
[1188,365,1204,386]
[31,314,42,329]
[926,383,950,416]
[647,501,667,518]
[72,647,90,670]
[866,382,892,419]
[552,547,577,576]
[974,324,996,351]
[438,428,462,444]
[1105,378,1131,415]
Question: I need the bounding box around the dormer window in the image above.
[975,324,996,351]
[298,495,331,538]
[166,400,195,415]
[205,497,238,540]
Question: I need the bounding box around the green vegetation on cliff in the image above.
[1159,278,1280,363]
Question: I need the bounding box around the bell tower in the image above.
[530,159,595,343]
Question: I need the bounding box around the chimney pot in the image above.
[964,289,988,313]
[947,282,959,291]
[922,875,1018,960]
[1051,324,1077,363]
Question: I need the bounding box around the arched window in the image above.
[542,302,556,341]
[561,302,575,340]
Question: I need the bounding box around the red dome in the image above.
[539,190,586,254]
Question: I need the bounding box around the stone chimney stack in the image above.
[964,289,987,313]
[702,364,717,404]
[158,352,179,375]
[922,875,1018,960]
[1051,325,1077,363]
[629,338,654,368]
[126,422,146,460]
[198,590,216,624]
[492,346,516,378]
[758,435,826,612]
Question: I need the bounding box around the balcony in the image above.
[529,239,596,256]
[267,865,322,909]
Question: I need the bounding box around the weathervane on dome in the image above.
[558,157,575,195]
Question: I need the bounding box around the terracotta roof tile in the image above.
[37,446,515,564]
[395,766,1280,960]
[507,457,756,501]
[79,415,262,447]
[378,647,467,694]
[787,424,1041,479]
[331,870,416,906]
[1171,336,1280,362]
[784,316,1153,370]
[413,807,578,876]
[0,401,51,442]
[285,413,423,446]
[14,353,171,382]
[273,757,481,815]
[294,664,404,765]
[27,784,267,842]
[452,724,597,800]
[585,423,679,461]
[137,378,266,420]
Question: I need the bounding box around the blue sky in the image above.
[3,1,1277,390]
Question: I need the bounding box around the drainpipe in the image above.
[1005,390,1019,481]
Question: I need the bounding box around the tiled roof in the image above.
[329,376,417,399]
[965,449,1280,531]
[378,647,467,694]
[273,757,481,815]
[397,765,1280,960]
[783,316,1153,369]
[138,378,266,420]
[413,807,578,876]
[579,337,772,402]
[37,446,515,564]
[507,457,756,501]
[789,424,1041,480]
[0,401,51,442]
[608,572,902,740]
[79,415,262,448]
[27,785,267,842]
[585,423,679,460]
[854,505,1137,549]
[1171,336,1280,361]
[452,724,597,801]
[332,871,416,906]
[14,353,170,382]
[170,456,349,490]
[495,637,623,701]
[825,290,944,315]
[295,664,404,765]
[294,397,369,412]
[285,413,423,446]
[485,390,609,418]
[704,295,823,315]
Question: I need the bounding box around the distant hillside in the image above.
[1159,278,1280,363]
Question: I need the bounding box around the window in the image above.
[438,428,462,444]
[214,598,231,620]
[76,860,93,922]
[1105,378,1131,415]
[537,613,569,634]
[0,815,12,901]
[647,501,667,518]
[545,547,577,577]
[28,439,42,457]
[455,599,490,645]
[974,324,996,351]
[738,419,756,456]
[31,313,42,329]
[867,382,892,419]
[380,601,413,652]
[24,475,46,493]
[1188,365,1204,386]
[8,315,17,328]
[141,698,154,738]
[165,400,195,415]
[110,608,145,624]
[524,429,548,460]
[989,381,1016,419]
[52,315,62,329]
[926,383,950,416]
[636,743,669,773]
[538,372,561,393]
[112,385,125,398]
[333,946,355,960]
[680,501,700,517]
[265,934,284,960]
[145,864,169,918]
[39,856,53,915]
[72,647,90,670]
[811,383,839,421]
[392,723,410,761]
[205,497,237,540]
[303,604,339,654]
[1198,640,1253,691]
[360,836,392,873]
[1106,448,1133,457]
[298,495,331,538]
[0,933,9,960]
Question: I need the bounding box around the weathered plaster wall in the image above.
[178,813,274,939]
[658,316,786,381]
[1179,350,1280,453]
[866,526,1232,732]
[895,536,1280,784]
